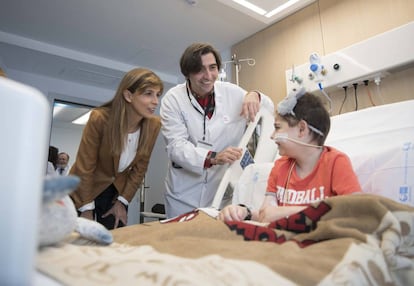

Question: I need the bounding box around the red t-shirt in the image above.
[266,146,361,206]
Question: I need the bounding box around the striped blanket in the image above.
[37,194,414,285]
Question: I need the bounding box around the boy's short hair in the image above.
[282,93,330,145]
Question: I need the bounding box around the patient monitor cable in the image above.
[353,83,359,111]
[340,80,377,114]
[318,83,332,114]
[364,80,376,107]
[339,86,348,114]
[273,133,322,149]
[374,76,385,105]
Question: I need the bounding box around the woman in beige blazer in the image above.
[70,68,163,229]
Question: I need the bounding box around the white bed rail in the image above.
[211,108,277,210]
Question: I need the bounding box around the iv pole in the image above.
[220,53,259,160]
[221,54,256,86]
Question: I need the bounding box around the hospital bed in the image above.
[211,107,278,210]
[2,75,412,285]
[34,99,414,285]
[233,99,414,210]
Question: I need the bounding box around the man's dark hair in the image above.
[180,43,222,78]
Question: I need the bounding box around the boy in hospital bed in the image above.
[218,88,362,222]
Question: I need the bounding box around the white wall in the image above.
[142,132,168,219]
[50,122,84,166]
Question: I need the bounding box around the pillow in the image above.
[232,162,274,210]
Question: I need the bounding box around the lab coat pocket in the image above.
[167,166,201,196]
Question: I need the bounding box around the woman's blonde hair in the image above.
[101,68,163,155]
[0,68,7,77]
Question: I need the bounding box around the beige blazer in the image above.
[70,107,161,209]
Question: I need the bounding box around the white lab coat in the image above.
[160,81,274,218]
[55,165,70,176]
[46,162,57,177]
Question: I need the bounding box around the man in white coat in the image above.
[55,152,71,176]
[160,42,274,218]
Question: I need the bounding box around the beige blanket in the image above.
[37,194,414,285]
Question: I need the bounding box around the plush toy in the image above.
[38,175,113,247]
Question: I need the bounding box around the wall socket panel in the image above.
[286,22,414,94]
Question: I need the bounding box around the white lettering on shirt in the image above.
[276,185,327,205]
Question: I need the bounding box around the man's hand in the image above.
[214,147,243,165]
[240,91,260,122]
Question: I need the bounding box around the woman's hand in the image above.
[102,200,128,228]
[80,209,94,220]
[217,205,247,221]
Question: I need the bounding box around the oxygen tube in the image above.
[273,133,322,149]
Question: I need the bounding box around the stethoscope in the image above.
[186,83,215,141]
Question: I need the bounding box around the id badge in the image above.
[197,140,213,149]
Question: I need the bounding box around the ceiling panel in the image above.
[0,0,315,105]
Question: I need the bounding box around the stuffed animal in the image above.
[38,175,113,247]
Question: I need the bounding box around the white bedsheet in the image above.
[326,100,414,205]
